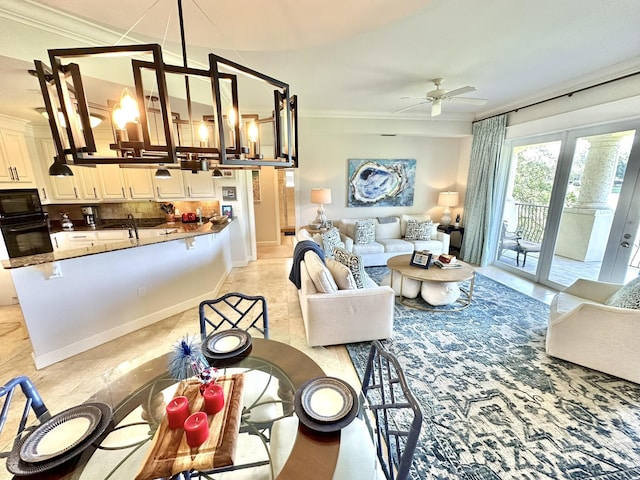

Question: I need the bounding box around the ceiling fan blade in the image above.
[393,101,429,115]
[444,86,476,98]
[449,97,488,105]
[401,96,429,100]
[431,100,442,117]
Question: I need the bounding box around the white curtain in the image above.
[460,114,507,266]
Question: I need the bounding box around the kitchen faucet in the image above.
[127,213,139,240]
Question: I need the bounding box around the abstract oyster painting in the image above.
[348,159,416,207]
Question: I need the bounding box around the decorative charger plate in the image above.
[294,377,359,433]
[202,329,252,362]
[20,404,103,463]
[6,402,112,476]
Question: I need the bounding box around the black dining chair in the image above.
[199,292,269,341]
[362,340,423,480]
[0,376,51,458]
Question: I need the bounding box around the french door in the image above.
[496,120,640,289]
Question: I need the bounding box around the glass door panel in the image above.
[548,130,636,286]
[497,140,561,275]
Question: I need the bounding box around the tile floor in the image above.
[0,234,557,454]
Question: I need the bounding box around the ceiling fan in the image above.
[395,78,488,117]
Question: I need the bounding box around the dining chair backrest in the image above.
[0,376,50,457]
[199,292,269,341]
[362,341,423,480]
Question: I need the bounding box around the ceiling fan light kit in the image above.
[395,78,488,117]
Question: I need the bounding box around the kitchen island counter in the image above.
[2,220,230,269]
[5,220,232,369]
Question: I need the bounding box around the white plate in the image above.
[20,404,102,463]
[301,377,354,423]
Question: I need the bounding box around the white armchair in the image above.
[546,278,640,384]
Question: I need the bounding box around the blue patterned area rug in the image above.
[347,267,640,480]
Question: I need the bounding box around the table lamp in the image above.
[438,191,459,226]
[310,188,332,227]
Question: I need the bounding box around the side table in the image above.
[437,225,464,255]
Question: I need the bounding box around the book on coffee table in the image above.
[434,260,462,269]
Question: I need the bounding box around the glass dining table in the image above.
[4,338,345,480]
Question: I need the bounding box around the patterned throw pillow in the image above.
[405,219,432,240]
[605,277,640,309]
[354,219,376,245]
[334,247,366,289]
[320,228,344,257]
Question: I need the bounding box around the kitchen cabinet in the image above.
[50,232,69,251]
[98,165,127,200]
[56,231,98,249]
[153,170,185,199]
[96,230,130,244]
[183,171,215,198]
[122,168,155,199]
[0,128,35,185]
[76,166,102,201]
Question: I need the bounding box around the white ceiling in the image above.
[1,0,639,127]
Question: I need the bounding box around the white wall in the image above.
[295,117,470,226]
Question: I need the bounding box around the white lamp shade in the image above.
[310,188,332,205]
[438,191,459,207]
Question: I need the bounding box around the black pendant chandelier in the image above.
[32,0,298,171]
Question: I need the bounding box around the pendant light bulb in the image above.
[227,107,236,128]
[248,121,259,143]
[119,88,139,123]
[198,121,209,144]
[112,104,127,130]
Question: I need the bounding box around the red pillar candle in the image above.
[184,411,209,447]
[165,396,190,429]
[203,384,225,415]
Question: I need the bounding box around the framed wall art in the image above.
[252,170,261,202]
[222,186,237,201]
[347,158,416,207]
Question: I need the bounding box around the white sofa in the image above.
[334,215,450,267]
[294,230,395,347]
[546,278,640,384]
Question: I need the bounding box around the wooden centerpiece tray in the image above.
[135,374,245,480]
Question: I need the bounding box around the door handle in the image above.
[8,167,14,181]
[621,241,630,248]
[13,167,19,181]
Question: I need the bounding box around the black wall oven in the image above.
[0,189,53,258]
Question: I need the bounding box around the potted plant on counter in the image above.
[161,203,176,224]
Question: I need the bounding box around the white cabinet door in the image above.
[96,230,129,244]
[76,166,102,201]
[154,170,185,199]
[49,173,80,200]
[62,231,98,248]
[184,171,215,198]
[123,169,154,199]
[50,233,69,251]
[98,165,127,200]
[0,129,35,185]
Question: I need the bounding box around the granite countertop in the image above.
[2,220,231,270]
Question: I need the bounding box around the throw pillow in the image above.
[354,219,376,245]
[605,277,640,309]
[304,251,338,293]
[405,219,432,240]
[400,214,431,237]
[334,247,367,289]
[326,259,358,290]
[321,228,344,257]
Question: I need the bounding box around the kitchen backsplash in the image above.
[46,200,221,223]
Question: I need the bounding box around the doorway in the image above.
[496,121,640,289]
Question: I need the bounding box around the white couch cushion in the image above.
[410,239,444,253]
[334,247,367,289]
[352,242,385,255]
[555,292,601,314]
[375,217,401,239]
[304,251,338,293]
[326,258,358,290]
[377,238,414,254]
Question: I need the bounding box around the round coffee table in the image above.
[387,254,476,311]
